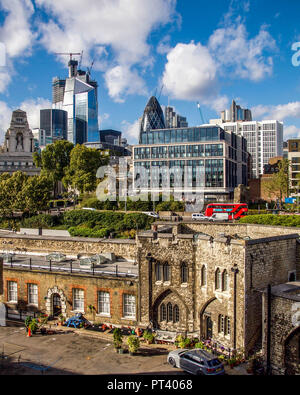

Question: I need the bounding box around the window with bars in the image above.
[167,303,173,322]
[163,263,170,282]
[123,294,136,319]
[218,315,225,333]
[160,303,166,321]
[98,291,110,315]
[7,281,17,303]
[222,270,229,291]
[225,317,231,336]
[155,263,162,281]
[173,305,179,323]
[28,283,38,305]
[73,288,84,312]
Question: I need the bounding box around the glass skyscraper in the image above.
[40,109,68,145]
[52,58,99,145]
[139,96,165,143]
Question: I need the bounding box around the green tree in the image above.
[0,171,28,217]
[22,175,53,214]
[263,159,290,209]
[63,144,109,194]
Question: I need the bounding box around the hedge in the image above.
[239,214,300,227]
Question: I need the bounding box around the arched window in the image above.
[215,268,221,290]
[201,265,207,286]
[225,316,231,336]
[155,263,162,281]
[167,302,173,322]
[218,314,224,333]
[173,305,179,323]
[160,303,166,321]
[163,263,170,282]
[181,263,188,283]
[222,270,229,291]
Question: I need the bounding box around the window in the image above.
[181,263,188,283]
[218,315,225,333]
[215,269,221,290]
[222,270,229,291]
[163,263,170,282]
[7,281,17,303]
[73,288,84,312]
[155,263,162,281]
[201,266,207,286]
[28,283,38,305]
[160,304,166,321]
[98,291,110,315]
[123,294,136,319]
[225,317,231,336]
[173,305,180,323]
[167,303,173,322]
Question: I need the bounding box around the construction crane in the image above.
[87,59,95,76]
[158,84,164,101]
[55,52,82,61]
[197,102,206,124]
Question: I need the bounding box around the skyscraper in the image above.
[164,106,188,128]
[52,57,99,145]
[139,96,165,144]
[40,109,68,145]
[221,100,252,123]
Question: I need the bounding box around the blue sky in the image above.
[0,0,300,143]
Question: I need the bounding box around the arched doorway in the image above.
[52,293,62,317]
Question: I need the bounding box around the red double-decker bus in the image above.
[205,203,248,220]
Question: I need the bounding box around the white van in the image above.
[208,213,229,222]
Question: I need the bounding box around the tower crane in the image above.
[55,52,82,61]
[87,59,95,76]
[197,102,206,124]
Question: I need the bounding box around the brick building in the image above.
[1,222,300,370]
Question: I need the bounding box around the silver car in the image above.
[167,349,225,375]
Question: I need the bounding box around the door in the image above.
[206,316,213,339]
[52,293,61,316]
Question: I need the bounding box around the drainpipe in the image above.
[146,253,153,326]
[231,264,239,351]
[266,284,272,376]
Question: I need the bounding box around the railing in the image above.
[3,258,137,279]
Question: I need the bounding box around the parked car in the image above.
[167,349,225,375]
[82,207,96,211]
[192,213,209,221]
[142,212,159,218]
[208,213,229,222]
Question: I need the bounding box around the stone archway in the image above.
[45,286,67,318]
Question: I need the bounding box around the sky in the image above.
[0,0,300,144]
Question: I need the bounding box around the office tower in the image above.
[52,56,99,145]
[40,109,68,145]
[133,125,248,202]
[288,139,300,196]
[221,100,252,123]
[221,120,283,178]
[164,106,188,128]
[139,96,165,144]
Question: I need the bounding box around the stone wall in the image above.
[0,258,3,302]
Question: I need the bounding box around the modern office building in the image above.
[221,100,252,123]
[139,96,165,143]
[84,129,131,156]
[40,109,68,145]
[164,106,188,129]
[133,125,248,202]
[52,57,99,145]
[211,120,283,179]
[287,139,300,196]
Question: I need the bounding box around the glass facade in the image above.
[139,96,165,143]
[40,109,68,145]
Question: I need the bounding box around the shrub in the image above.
[21,214,62,229]
[239,214,300,227]
[113,328,123,349]
[127,335,140,354]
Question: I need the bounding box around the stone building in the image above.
[0,221,300,369]
[0,109,40,176]
[262,282,300,375]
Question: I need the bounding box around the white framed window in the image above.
[123,294,136,319]
[7,281,17,303]
[28,283,38,305]
[73,288,84,312]
[98,291,110,315]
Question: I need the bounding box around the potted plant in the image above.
[58,314,65,325]
[29,318,39,335]
[127,335,140,356]
[194,341,205,349]
[143,330,154,345]
[113,328,123,352]
[88,304,96,321]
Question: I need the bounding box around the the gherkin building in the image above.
[139,96,165,143]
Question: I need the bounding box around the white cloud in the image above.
[35,0,178,101]
[121,119,140,144]
[162,42,218,102]
[19,97,52,129]
[284,125,300,139]
[105,65,148,103]
[252,102,300,121]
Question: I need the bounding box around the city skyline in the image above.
[1,1,300,144]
